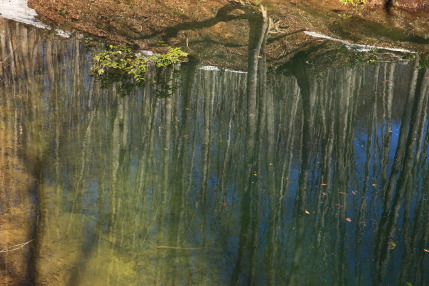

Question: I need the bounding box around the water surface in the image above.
[1,18,429,286]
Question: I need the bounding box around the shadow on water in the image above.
[1,9,429,285]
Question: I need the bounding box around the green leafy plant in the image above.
[91,44,188,86]
[339,0,366,9]
[338,12,352,19]
[151,47,189,67]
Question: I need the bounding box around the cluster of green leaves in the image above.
[91,45,188,85]
[339,0,366,8]
[154,47,190,67]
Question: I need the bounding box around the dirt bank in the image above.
[27,0,428,68]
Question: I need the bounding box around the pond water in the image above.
[1,18,429,286]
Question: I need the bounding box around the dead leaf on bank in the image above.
[424,249,429,253]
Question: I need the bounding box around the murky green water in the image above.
[1,18,429,286]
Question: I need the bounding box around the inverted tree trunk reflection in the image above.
[2,17,429,286]
[375,66,429,285]
[230,6,270,285]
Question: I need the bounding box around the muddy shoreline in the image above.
[27,0,429,68]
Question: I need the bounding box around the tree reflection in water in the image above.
[1,16,429,286]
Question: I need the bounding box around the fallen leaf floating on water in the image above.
[345,218,352,222]
[320,183,328,186]
[389,241,397,249]
[305,210,310,214]
[352,191,357,195]
[372,184,377,187]
[424,249,429,253]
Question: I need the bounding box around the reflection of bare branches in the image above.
[0,29,35,65]
[375,66,429,284]
[0,240,33,253]
[156,245,202,250]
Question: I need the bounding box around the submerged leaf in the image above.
[389,241,397,249]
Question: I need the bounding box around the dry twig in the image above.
[0,240,33,253]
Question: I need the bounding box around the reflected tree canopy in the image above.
[1,15,429,286]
